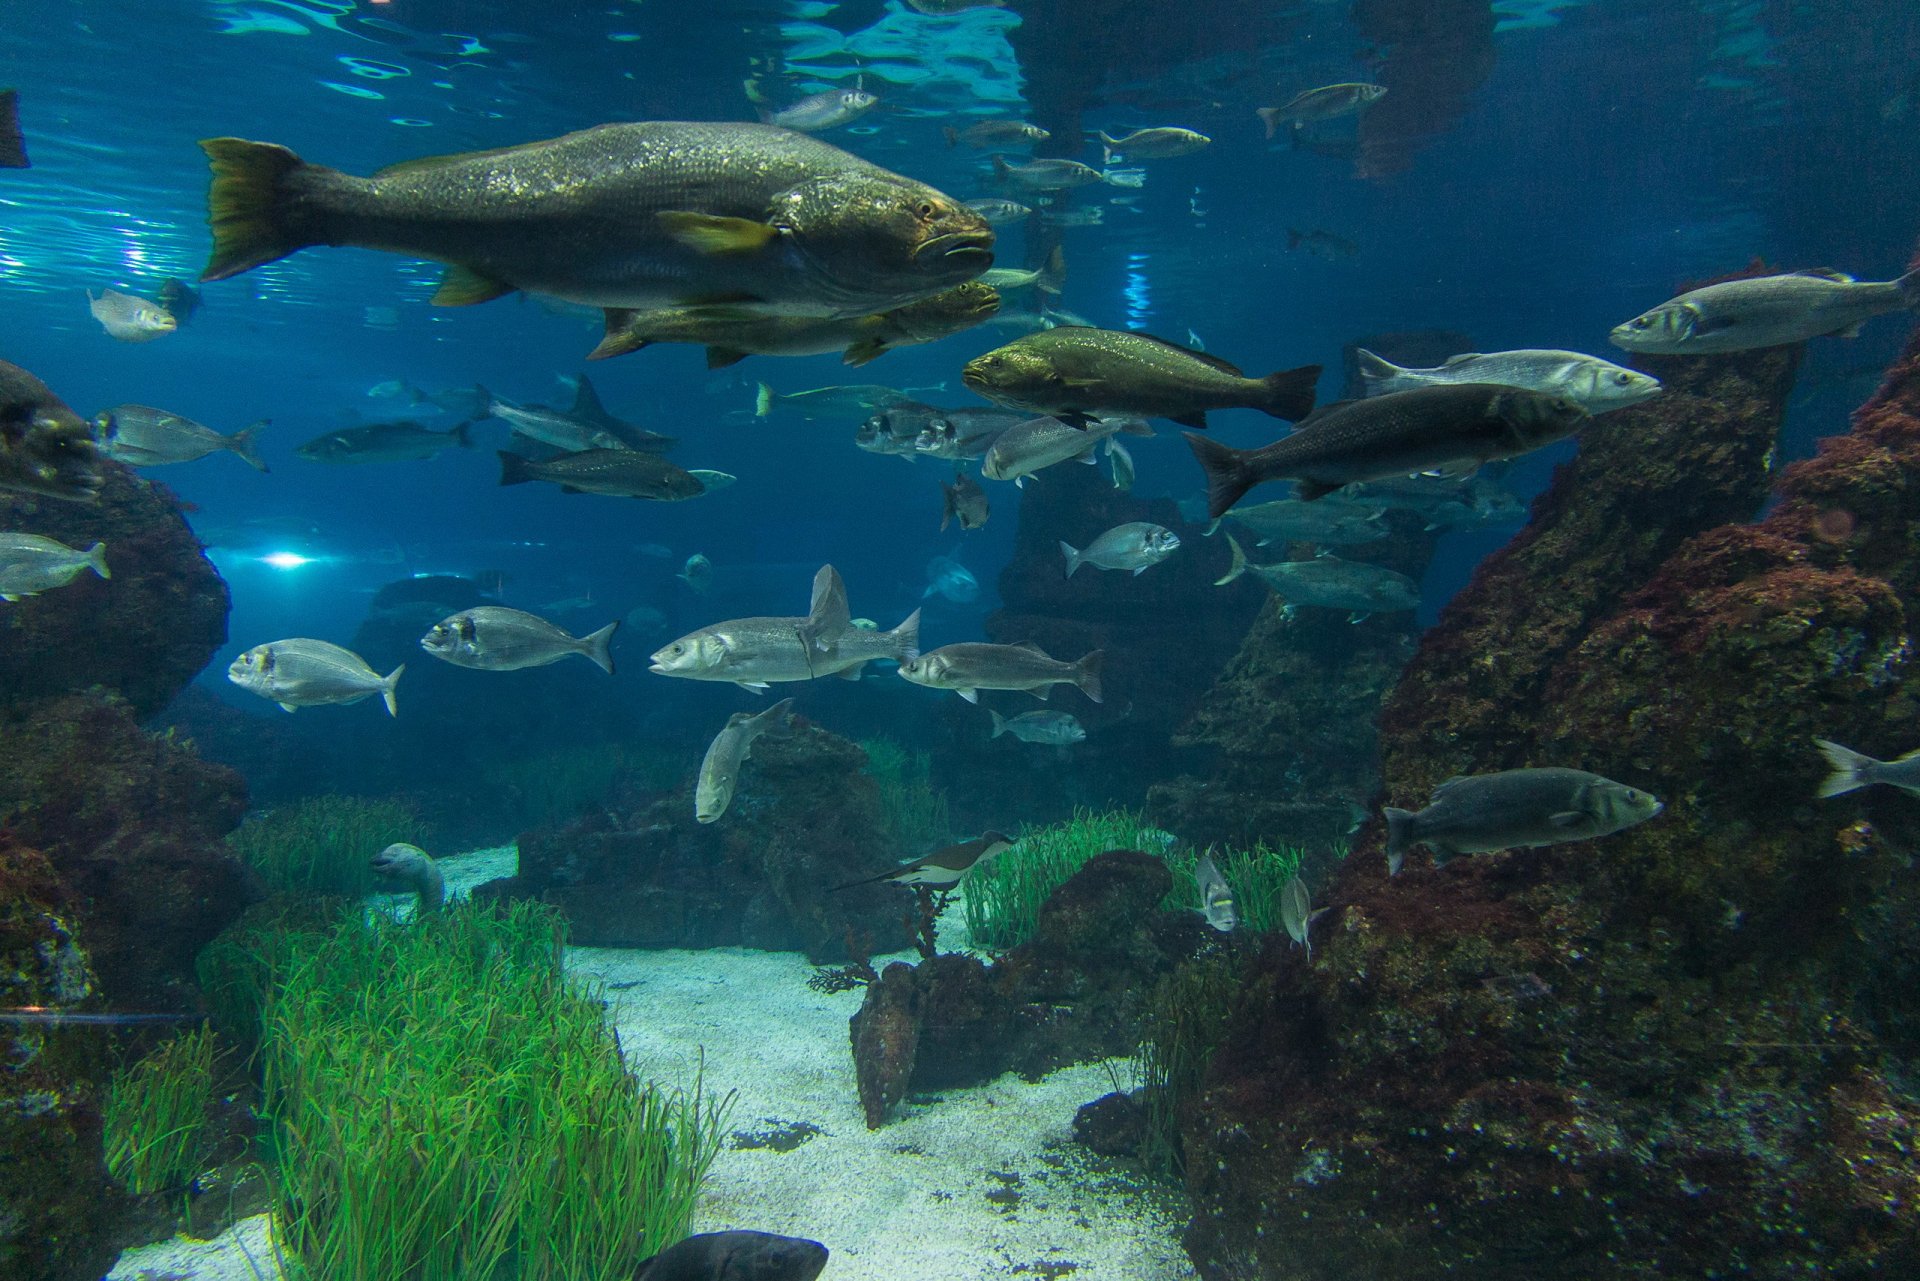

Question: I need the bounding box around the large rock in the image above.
[476,722,915,962]
[1,463,228,719]
[1179,284,1920,1278]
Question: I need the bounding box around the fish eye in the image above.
[1630,317,1650,329]
[918,201,936,219]
[1614,372,1633,384]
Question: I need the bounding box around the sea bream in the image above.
[94,405,270,471]
[1609,268,1920,355]
[980,415,1151,486]
[1,360,104,502]
[695,698,797,823]
[196,121,992,320]
[419,606,618,674]
[898,641,1103,704]
[988,709,1086,746]
[1186,384,1590,514]
[1356,348,1662,413]
[0,534,109,601]
[227,638,404,716]
[963,327,1320,429]
[1059,522,1180,577]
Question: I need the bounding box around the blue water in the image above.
[4,0,1918,770]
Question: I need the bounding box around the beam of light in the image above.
[260,551,316,570]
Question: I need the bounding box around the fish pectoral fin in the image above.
[956,688,979,704]
[705,346,751,369]
[1030,685,1052,701]
[1548,811,1588,829]
[842,338,888,367]
[1170,411,1208,430]
[1828,322,1866,339]
[432,263,515,307]
[558,485,585,494]
[278,702,299,713]
[835,664,865,681]
[659,211,783,255]
[736,681,772,693]
[587,309,647,361]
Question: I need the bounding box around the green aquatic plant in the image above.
[257,901,731,1281]
[962,809,1172,951]
[860,736,952,853]
[1136,952,1240,1179]
[103,1025,217,1195]
[227,794,420,899]
[1162,841,1315,934]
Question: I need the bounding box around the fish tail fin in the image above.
[1897,268,1920,310]
[1059,540,1083,578]
[84,542,110,581]
[381,664,405,717]
[1185,431,1258,517]
[581,620,619,676]
[1382,807,1416,875]
[1815,738,1879,797]
[886,607,922,664]
[942,126,959,148]
[198,137,328,282]
[229,419,271,472]
[497,451,534,486]
[1214,533,1249,586]
[1258,364,1321,421]
[1075,650,1104,704]
[1256,107,1280,140]
[755,381,774,417]
[989,709,1008,739]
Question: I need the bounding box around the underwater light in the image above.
[260,551,315,570]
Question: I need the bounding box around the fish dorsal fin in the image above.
[568,373,609,422]
[1132,331,1244,376]
[1794,268,1854,283]
[1430,774,1471,798]
[1011,640,1047,654]
[1440,352,1487,367]
[802,564,852,648]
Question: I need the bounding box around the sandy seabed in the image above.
[109,848,1196,1281]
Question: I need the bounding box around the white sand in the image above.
[111,848,1196,1281]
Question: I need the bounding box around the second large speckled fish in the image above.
[196,122,992,320]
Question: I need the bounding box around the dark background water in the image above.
[3,0,1918,821]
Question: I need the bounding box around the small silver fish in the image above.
[696,698,796,823]
[95,405,270,471]
[420,606,618,674]
[1279,874,1329,957]
[988,709,1086,746]
[1059,521,1180,577]
[761,85,878,132]
[1096,127,1210,163]
[0,533,109,601]
[991,155,1103,192]
[1194,854,1237,932]
[227,638,404,715]
[88,288,176,342]
[897,641,1102,704]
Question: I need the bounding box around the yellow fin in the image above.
[842,338,889,367]
[660,211,781,255]
[433,263,514,306]
[588,309,647,361]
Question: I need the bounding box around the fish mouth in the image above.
[916,231,995,264]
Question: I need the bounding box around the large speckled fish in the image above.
[0,360,103,502]
[196,122,992,320]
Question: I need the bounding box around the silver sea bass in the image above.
[898,641,1103,704]
[420,606,618,674]
[1059,521,1180,577]
[228,638,405,715]
[1814,738,1920,798]
[650,565,918,690]
[696,698,796,823]
[1356,349,1662,414]
[0,533,109,600]
[1610,268,1920,354]
[1382,767,1663,875]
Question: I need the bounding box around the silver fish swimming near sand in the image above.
[1383,767,1664,875]
[1187,384,1590,512]
[830,831,1015,892]
[1216,537,1418,620]
[1060,522,1180,577]
[88,288,176,342]
[1194,853,1238,932]
[94,405,270,471]
[227,638,404,716]
[898,641,1103,704]
[1356,348,1662,413]
[696,698,796,823]
[651,565,917,690]
[634,1229,829,1281]
[196,122,992,320]
[1,360,103,503]
[420,606,618,675]
[370,843,445,914]
[1609,268,1920,354]
[296,420,473,464]
[0,534,109,601]
[1814,739,1920,798]
[989,709,1086,746]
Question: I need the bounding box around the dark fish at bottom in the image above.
[634,1230,829,1281]
[1186,383,1589,513]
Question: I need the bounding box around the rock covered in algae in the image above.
[1179,272,1920,1278]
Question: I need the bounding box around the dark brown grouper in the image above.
[1186,382,1590,514]
[0,359,102,502]
[961,326,1320,429]
[633,1230,828,1281]
[196,122,994,321]
[497,448,705,501]
[0,89,28,168]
